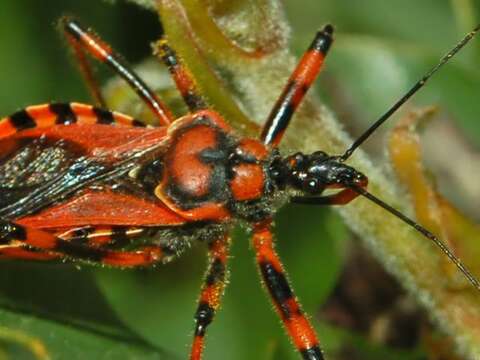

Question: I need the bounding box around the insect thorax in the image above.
[135,111,286,223]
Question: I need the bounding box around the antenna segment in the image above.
[340,24,480,161]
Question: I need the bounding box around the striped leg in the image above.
[252,220,324,360]
[0,220,164,267]
[0,247,59,261]
[190,234,230,360]
[153,36,207,112]
[58,225,148,249]
[59,16,174,125]
[0,102,145,139]
[260,25,334,146]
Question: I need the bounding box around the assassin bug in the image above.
[0,14,479,360]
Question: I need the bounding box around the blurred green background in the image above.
[0,0,478,359]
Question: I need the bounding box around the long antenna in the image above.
[350,185,480,293]
[340,24,480,161]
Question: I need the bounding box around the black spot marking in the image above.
[0,221,26,243]
[199,148,227,163]
[9,110,36,131]
[68,227,93,245]
[11,224,27,241]
[159,44,179,67]
[55,239,105,262]
[183,92,206,111]
[109,227,132,248]
[93,107,115,125]
[205,258,225,286]
[132,119,146,127]
[260,261,293,318]
[194,301,215,337]
[300,346,324,360]
[137,159,164,193]
[50,103,77,125]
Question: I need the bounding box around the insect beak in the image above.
[351,172,368,188]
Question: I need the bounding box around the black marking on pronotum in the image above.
[165,120,234,210]
[199,148,227,163]
[92,107,115,124]
[9,110,36,131]
[194,302,215,337]
[300,346,324,360]
[137,159,164,193]
[205,258,225,286]
[50,103,77,125]
[259,261,294,318]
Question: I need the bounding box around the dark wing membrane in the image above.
[0,137,109,219]
[0,124,169,221]
[0,138,72,188]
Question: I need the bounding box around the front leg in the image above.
[190,234,230,360]
[252,220,324,360]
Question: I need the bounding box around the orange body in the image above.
[0,105,275,231]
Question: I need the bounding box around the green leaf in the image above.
[0,308,165,360]
[95,207,345,359]
[0,262,166,359]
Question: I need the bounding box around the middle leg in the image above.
[190,234,230,360]
[252,219,324,360]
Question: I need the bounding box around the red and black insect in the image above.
[0,16,479,360]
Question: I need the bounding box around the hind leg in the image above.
[59,16,174,125]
